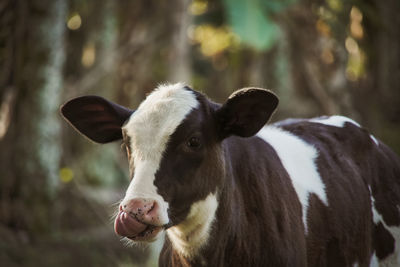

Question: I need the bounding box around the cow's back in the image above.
[272,116,400,266]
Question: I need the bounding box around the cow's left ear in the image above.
[60,95,134,143]
[215,88,278,139]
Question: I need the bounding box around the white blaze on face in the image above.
[121,83,199,225]
[257,126,328,233]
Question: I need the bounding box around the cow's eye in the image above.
[187,136,202,150]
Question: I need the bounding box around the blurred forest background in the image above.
[0,0,399,266]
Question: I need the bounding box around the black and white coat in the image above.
[61,83,400,267]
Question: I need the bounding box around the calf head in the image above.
[61,83,278,248]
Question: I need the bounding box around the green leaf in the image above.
[223,0,295,51]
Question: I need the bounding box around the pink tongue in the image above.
[114,211,147,237]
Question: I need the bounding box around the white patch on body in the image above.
[310,115,379,146]
[370,135,379,145]
[167,193,218,259]
[257,126,328,233]
[355,252,379,267]
[121,83,199,226]
[369,252,379,267]
[309,115,361,128]
[369,186,400,266]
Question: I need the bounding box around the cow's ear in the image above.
[215,88,278,139]
[60,95,134,143]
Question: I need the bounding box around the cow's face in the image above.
[60,83,278,244]
[117,84,225,242]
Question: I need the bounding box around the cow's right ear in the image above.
[60,95,134,143]
[215,88,278,139]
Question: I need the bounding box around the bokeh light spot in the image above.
[82,42,96,68]
[345,37,359,55]
[350,6,363,39]
[327,0,342,11]
[60,167,74,183]
[189,0,208,16]
[191,25,236,57]
[350,6,363,22]
[67,13,82,30]
[316,19,331,37]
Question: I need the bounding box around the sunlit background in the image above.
[0,0,399,266]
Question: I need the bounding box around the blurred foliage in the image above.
[0,0,399,266]
[223,0,296,50]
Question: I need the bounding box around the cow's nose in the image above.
[120,198,160,224]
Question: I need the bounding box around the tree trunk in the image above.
[368,0,400,153]
[0,0,66,237]
[168,0,192,83]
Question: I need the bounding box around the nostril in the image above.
[121,198,159,223]
[147,202,155,213]
[145,201,158,220]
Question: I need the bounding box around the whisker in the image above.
[111,198,123,208]
[109,198,123,223]
[121,237,150,251]
[110,210,120,223]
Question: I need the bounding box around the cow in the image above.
[61,83,400,267]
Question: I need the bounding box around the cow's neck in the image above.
[166,193,218,260]
[163,136,265,266]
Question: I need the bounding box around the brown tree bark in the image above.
[361,0,400,153]
[0,0,66,237]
